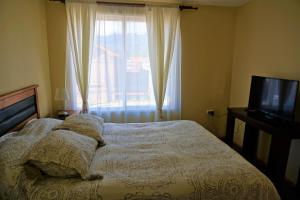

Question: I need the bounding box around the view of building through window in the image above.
[76,16,156,110]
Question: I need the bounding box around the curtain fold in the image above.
[145,6,180,120]
[65,2,96,113]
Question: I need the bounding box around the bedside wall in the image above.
[0,0,52,117]
[181,6,236,137]
[46,1,67,112]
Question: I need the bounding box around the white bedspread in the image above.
[2,120,280,200]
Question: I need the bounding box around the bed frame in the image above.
[0,85,40,136]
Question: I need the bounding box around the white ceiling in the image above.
[128,0,252,7]
[70,0,251,7]
[182,0,251,6]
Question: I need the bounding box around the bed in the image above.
[0,86,280,200]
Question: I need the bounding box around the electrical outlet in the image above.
[206,109,215,116]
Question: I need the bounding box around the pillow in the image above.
[24,118,38,126]
[54,114,105,144]
[29,161,78,178]
[0,131,17,142]
[19,118,63,137]
[25,130,99,180]
[0,119,64,199]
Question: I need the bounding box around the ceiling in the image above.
[182,0,251,6]
[66,0,252,7]
[128,0,252,7]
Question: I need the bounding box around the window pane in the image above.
[87,14,155,110]
[125,19,154,107]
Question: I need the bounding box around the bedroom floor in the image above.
[282,183,299,200]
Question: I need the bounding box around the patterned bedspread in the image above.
[1,120,280,200]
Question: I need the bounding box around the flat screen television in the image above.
[248,76,299,122]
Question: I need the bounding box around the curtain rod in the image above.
[49,0,198,11]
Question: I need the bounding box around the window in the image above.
[75,12,156,111]
[66,5,181,122]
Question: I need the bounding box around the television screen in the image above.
[248,76,299,121]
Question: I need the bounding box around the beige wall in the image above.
[230,0,300,183]
[181,7,236,137]
[46,1,67,111]
[0,0,52,116]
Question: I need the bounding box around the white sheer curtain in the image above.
[66,4,181,122]
[65,1,96,113]
[145,6,181,120]
[89,5,156,122]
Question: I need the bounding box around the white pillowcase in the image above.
[54,114,105,145]
[25,130,100,180]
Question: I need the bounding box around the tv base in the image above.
[246,109,293,126]
[225,107,300,197]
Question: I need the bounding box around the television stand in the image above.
[225,107,300,196]
[247,110,291,125]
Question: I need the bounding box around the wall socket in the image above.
[206,109,215,116]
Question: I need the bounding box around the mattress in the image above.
[21,120,279,200]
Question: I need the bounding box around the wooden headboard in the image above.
[0,85,40,136]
